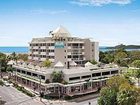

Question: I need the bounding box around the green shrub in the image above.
[14,83,35,97]
[0,80,4,86]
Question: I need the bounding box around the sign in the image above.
[55,42,64,48]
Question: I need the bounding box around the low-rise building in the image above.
[12,62,119,97]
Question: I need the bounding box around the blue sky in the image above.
[0,0,140,46]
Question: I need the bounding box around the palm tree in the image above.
[11,52,18,63]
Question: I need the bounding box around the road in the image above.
[0,86,44,105]
[0,85,97,105]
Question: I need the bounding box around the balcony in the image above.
[33,46,39,49]
[49,46,54,49]
[49,52,54,56]
[67,59,72,61]
[40,52,46,55]
[49,59,54,62]
[33,52,38,54]
[40,46,46,49]
[40,58,46,61]
[68,46,71,49]
[67,52,71,55]
[71,52,83,55]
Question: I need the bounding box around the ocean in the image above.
[0,47,28,53]
[0,46,139,54]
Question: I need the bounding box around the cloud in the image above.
[70,0,132,6]
[30,9,68,15]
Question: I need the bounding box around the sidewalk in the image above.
[34,97,67,105]
[68,93,100,102]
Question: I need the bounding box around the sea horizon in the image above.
[0,46,140,54]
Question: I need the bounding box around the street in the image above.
[0,85,98,105]
[0,86,44,105]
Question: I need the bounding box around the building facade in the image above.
[12,63,119,97]
[28,26,99,67]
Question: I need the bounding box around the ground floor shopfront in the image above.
[11,75,106,97]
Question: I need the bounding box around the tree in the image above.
[114,52,127,66]
[6,66,15,72]
[128,51,140,63]
[90,59,97,65]
[51,71,63,83]
[18,54,28,61]
[98,87,117,105]
[132,60,140,85]
[10,52,18,62]
[132,60,140,68]
[0,53,7,72]
[98,76,140,105]
[42,59,51,67]
[106,76,128,92]
[99,51,114,64]
[134,69,140,85]
[117,83,139,105]
[99,51,106,62]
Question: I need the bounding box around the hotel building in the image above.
[10,26,119,97]
[28,26,99,67]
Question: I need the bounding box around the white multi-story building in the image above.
[29,26,99,67]
[10,26,119,97]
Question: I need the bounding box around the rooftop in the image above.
[51,26,71,38]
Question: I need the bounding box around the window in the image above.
[21,70,26,74]
[69,77,80,81]
[27,72,31,75]
[82,75,91,79]
[50,43,54,46]
[33,73,37,77]
[111,70,118,74]
[17,69,20,73]
[102,71,110,75]
[92,73,101,77]
[68,55,71,58]
[40,75,45,80]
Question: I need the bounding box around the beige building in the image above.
[28,26,99,67]
[12,62,119,97]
